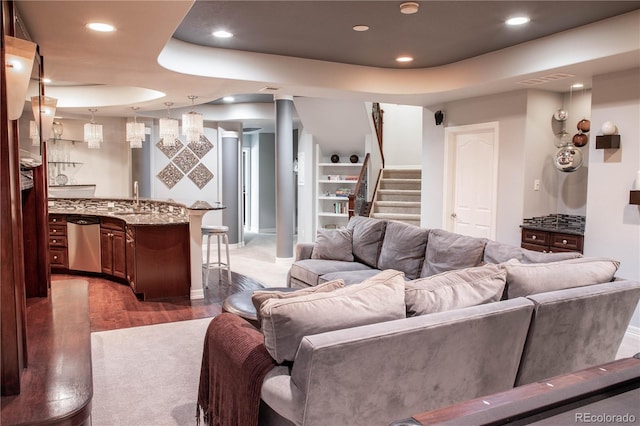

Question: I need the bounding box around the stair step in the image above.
[379,178,421,190]
[372,201,421,215]
[383,169,422,179]
[376,189,421,202]
[370,212,421,226]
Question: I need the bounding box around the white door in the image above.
[443,122,499,239]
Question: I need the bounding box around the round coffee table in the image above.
[222,287,295,327]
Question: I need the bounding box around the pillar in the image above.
[221,131,241,245]
[274,95,295,262]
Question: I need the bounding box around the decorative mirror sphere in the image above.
[572,132,588,147]
[554,130,573,148]
[554,145,584,173]
[554,109,568,121]
[577,119,590,133]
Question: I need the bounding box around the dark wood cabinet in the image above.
[521,228,584,254]
[49,214,68,271]
[126,224,190,300]
[100,218,126,280]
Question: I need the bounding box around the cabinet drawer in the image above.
[50,247,68,267]
[49,235,67,247]
[522,229,549,246]
[49,224,67,236]
[521,242,548,253]
[49,214,67,225]
[550,233,583,252]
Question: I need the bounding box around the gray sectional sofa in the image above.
[247,216,640,425]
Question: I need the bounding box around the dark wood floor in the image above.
[50,270,266,332]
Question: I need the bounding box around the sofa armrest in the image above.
[295,242,314,261]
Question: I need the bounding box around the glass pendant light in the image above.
[84,108,103,149]
[159,102,179,147]
[126,107,145,148]
[30,120,39,146]
[182,95,204,143]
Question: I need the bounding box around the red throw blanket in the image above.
[197,313,277,426]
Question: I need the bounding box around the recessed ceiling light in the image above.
[213,30,233,38]
[43,78,52,84]
[572,83,584,89]
[86,22,115,32]
[506,16,530,26]
[396,56,414,63]
[222,96,235,102]
[353,25,370,32]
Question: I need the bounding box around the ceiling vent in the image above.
[518,73,575,86]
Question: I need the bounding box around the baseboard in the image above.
[190,288,204,300]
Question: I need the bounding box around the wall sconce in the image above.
[5,36,36,120]
[31,95,57,145]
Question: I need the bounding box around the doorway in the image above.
[443,122,499,239]
[242,147,251,231]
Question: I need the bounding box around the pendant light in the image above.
[84,108,103,149]
[30,120,39,146]
[126,107,145,148]
[182,95,204,143]
[159,102,179,147]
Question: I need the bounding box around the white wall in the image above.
[381,103,422,168]
[45,117,130,198]
[423,90,528,246]
[585,67,640,329]
[296,127,315,243]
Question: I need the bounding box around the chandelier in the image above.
[126,107,145,148]
[159,102,179,147]
[182,95,204,143]
[84,108,103,149]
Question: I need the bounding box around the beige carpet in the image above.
[91,318,211,426]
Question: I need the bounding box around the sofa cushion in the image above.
[260,269,406,363]
[251,279,345,327]
[502,257,620,299]
[378,222,430,280]
[483,240,583,264]
[311,228,354,262]
[405,264,507,316]
[347,216,387,268]
[290,259,373,287]
[319,269,384,285]
[421,229,487,277]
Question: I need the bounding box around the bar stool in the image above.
[202,225,231,286]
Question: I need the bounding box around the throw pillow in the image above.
[421,229,487,277]
[405,264,507,316]
[251,279,345,327]
[347,216,387,268]
[311,228,354,262]
[260,269,406,363]
[377,222,430,280]
[502,257,620,299]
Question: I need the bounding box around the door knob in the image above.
[451,212,457,219]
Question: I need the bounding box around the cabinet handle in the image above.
[53,255,58,260]
[52,229,57,233]
[562,239,568,244]
[52,218,57,222]
[531,235,536,240]
[52,239,57,243]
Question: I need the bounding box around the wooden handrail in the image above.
[371,103,385,168]
[348,153,371,218]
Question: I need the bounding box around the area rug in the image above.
[91,317,213,425]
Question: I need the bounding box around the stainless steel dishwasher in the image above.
[67,215,102,273]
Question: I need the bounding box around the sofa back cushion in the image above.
[405,264,507,316]
[310,228,354,262]
[347,216,387,268]
[421,229,487,277]
[515,280,640,386]
[502,257,620,299]
[260,269,406,363]
[378,221,430,280]
[484,240,583,264]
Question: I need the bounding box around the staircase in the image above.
[369,168,421,226]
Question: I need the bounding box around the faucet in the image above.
[133,180,139,210]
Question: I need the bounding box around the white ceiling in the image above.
[13,1,640,123]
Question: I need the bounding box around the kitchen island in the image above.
[48,197,224,300]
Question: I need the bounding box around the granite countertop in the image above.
[520,214,585,236]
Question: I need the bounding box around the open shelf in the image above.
[595,134,620,149]
[630,190,640,205]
